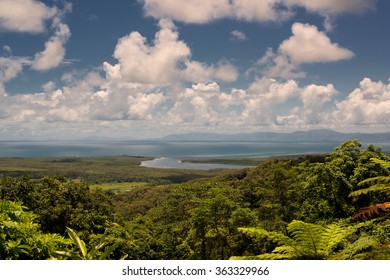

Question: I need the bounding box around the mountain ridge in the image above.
[159,129,390,142]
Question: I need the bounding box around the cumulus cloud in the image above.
[278,83,338,125]
[242,78,300,125]
[280,23,354,63]
[31,19,71,71]
[0,0,57,33]
[104,19,238,85]
[332,78,390,126]
[0,56,27,83]
[0,1,72,84]
[259,22,354,78]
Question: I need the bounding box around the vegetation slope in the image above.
[0,140,390,260]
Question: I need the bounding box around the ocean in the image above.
[1,140,389,158]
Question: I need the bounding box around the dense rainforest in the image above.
[0,140,390,260]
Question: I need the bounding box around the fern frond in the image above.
[357,176,390,187]
[236,221,356,260]
[287,220,325,256]
[350,184,390,197]
[322,222,357,253]
[370,158,390,169]
[334,234,377,260]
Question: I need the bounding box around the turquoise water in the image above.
[140,157,255,170]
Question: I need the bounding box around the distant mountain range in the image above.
[159,129,390,142]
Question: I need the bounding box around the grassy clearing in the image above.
[0,166,46,172]
[90,182,149,193]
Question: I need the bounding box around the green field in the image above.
[90,181,149,193]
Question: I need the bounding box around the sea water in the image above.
[0,140,389,169]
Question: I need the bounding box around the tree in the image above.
[0,176,114,235]
[298,140,390,222]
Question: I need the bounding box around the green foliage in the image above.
[351,158,390,197]
[233,220,357,260]
[0,200,69,259]
[54,227,121,260]
[0,176,114,235]
[350,158,390,220]
[298,140,390,222]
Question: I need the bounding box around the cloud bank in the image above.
[0,0,385,139]
[141,0,376,23]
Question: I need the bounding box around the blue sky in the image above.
[0,0,389,139]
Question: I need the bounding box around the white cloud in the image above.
[257,48,305,79]
[141,0,291,23]
[141,0,376,24]
[1,74,390,139]
[282,0,376,14]
[233,0,292,22]
[0,56,27,83]
[0,0,56,33]
[142,0,232,24]
[104,19,238,85]
[280,23,354,64]
[128,93,166,120]
[242,78,300,125]
[294,83,338,124]
[42,81,57,92]
[230,30,247,41]
[332,78,390,126]
[31,20,71,71]
[259,22,354,78]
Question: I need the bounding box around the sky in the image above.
[0,0,389,140]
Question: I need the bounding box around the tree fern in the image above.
[232,220,357,260]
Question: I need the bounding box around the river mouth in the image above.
[140,157,254,170]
